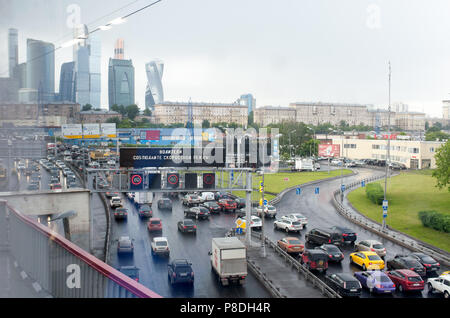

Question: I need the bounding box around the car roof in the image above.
[361,239,382,244]
[335,273,357,281]
[359,251,379,256]
[150,218,161,221]
[119,236,131,242]
[395,269,420,276]
[153,237,168,242]
[285,237,301,241]
[172,259,191,265]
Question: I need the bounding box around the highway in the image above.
[107,192,271,298]
[264,166,448,298]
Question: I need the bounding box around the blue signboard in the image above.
[236,228,243,235]
[315,187,320,194]
[341,184,346,192]
[361,181,366,187]
[263,199,268,206]
[296,188,301,195]
[129,173,144,190]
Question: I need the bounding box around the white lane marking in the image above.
[32,282,42,293]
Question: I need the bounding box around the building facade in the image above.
[254,102,424,131]
[26,39,55,102]
[108,58,135,109]
[76,110,121,124]
[239,94,256,114]
[325,135,443,169]
[443,100,450,120]
[8,28,18,78]
[145,60,164,111]
[153,102,248,126]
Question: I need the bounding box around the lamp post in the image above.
[289,130,296,160]
[383,62,392,230]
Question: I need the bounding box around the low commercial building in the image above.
[0,102,80,127]
[324,135,444,169]
[153,101,248,126]
[76,110,121,124]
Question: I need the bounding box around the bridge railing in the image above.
[0,200,162,298]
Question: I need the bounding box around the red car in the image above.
[147,218,162,232]
[218,199,237,212]
[386,269,424,292]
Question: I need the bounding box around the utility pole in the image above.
[383,62,392,230]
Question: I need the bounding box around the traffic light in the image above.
[185,173,198,189]
[203,173,215,189]
[166,173,179,189]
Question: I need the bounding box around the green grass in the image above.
[225,169,353,203]
[347,170,450,252]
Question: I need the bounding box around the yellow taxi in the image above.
[350,251,385,270]
[440,271,450,276]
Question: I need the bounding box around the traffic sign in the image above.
[382,200,388,208]
[263,199,268,206]
[296,188,301,195]
[231,171,234,181]
[236,228,243,235]
[130,173,144,190]
[315,187,320,194]
[235,218,246,229]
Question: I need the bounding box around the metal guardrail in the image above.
[249,232,341,298]
[332,176,450,266]
[0,200,162,298]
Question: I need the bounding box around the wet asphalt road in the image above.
[265,166,448,298]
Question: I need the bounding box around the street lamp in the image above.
[289,130,296,160]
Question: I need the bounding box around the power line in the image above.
[0,0,163,78]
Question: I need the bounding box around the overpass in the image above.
[0,199,161,298]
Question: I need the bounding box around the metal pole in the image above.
[245,171,252,247]
[383,62,391,230]
[261,168,266,257]
[340,131,344,202]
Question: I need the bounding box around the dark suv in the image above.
[305,228,342,245]
[158,198,173,210]
[138,204,152,218]
[167,259,194,285]
[301,249,328,272]
[329,226,357,245]
[325,273,362,297]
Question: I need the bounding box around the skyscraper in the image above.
[72,24,101,108]
[59,62,76,102]
[145,60,164,111]
[8,28,18,78]
[108,58,135,108]
[114,39,124,59]
[26,38,55,102]
[88,34,101,108]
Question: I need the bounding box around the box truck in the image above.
[294,158,315,171]
[210,237,247,286]
[134,192,153,207]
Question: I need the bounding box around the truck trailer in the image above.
[210,237,247,286]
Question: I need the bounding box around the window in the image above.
[408,148,419,154]
[430,147,435,153]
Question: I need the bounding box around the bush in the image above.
[365,183,385,205]
[418,211,450,233]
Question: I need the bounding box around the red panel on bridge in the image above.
[145,130,160,141]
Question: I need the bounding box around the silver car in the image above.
[281,213,308,227]
[354,239,386,257]
[117,236,134,254]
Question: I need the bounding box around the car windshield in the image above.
[156,241,167,246]
[376,275,392,283]
[292,221,301,226]
[175,265,191,272]
[368,255,381,261]
[151,220,161,225]
[199,207,209,213]
[408,276,423,282]
[372,244,384,249]
[421,256,436,263]
[184,220,194,226]
[404,259,420,267]
[326,245,340,252]
[288,240,302,245]
[119,240,131,247]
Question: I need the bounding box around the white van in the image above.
[200,192,215,202]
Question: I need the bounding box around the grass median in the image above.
[226,169,353,203]
[347,170,450,252]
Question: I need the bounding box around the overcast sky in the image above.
[0,0,449,117]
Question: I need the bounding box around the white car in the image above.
[17,163,26,170]
[255,205,277,218]
[200,192,215,202]
[281,213,308,227]
[250,216,262,230]
[110,196,122,208]
[274,219,303,233]
[89,161,100,168]
[126,192,135,201]
[151,237,170,256]
[427,274,450,298]
[64,156,72,162]
[331,159,342,166]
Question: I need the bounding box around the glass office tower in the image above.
[145,60,164,111]
[88,34,101,108]
[26,39,55,102]
[59,62,76,102]
[108,58,135,108]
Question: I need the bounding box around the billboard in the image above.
[120,147,226,168]
[83,124,101,139]
[62,124,82,139]
[101,123,117,138]
[318,144,340,158]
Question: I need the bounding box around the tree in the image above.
[143,108,152,116]
[202,119,211,128]
[105,117,121,125]
[426,131,449,142]
[432,140,450,192]
[82,104,93,111]
[125,104,140,121]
